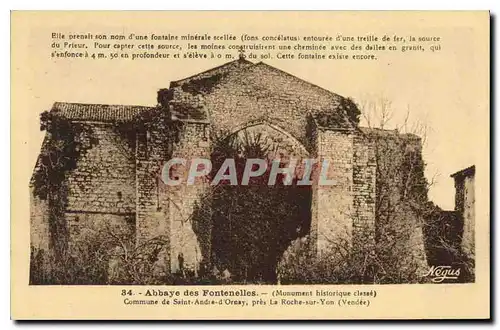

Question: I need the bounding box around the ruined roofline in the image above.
[169,58,254,87]
[311,116,355,132]
[359,126,422,141]
[244,62,354,131]
[165,59,355,131]
[311,125,424,138]
[252,61,344,101]
[168,58,346,102]
[50,102,211,126]
[50,101,156,123]
[450,165,475,179]
[52,101,155,111]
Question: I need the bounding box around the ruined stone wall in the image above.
[166,121,211,274]
[30,122,139,282]
[30,186,50,252]
[135,121,171,243]
[134,114,178,277]
[312,129,354,254]
[352,134,377,253]
[30,136,51,253]
[28,61,435,282]
[135,158,165,243]
[366,129,429,278]
[35,122,138,259]
[65,123,136,215]
[460,175,475,258]
[172,62,347,149]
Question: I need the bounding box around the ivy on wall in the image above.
[31,110,99,263]
[340,97,361,127]
[33,110,99,200]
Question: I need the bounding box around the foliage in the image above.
[30,222,171,285]
[277,231,428,285]
[277,235,371,284]
[370,132,430,283]
[32,110,99,200]
[422,203,475,282]
[32,111,99,259]
[340,97,362,126]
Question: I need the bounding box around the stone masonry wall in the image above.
[30,187,50,252]
[166,120,211,274]
[54,122,139,261]
[367,130,429,276]
[30,122,139,279]
[135,158,164,242]
[173,62,349,150]
[65,123,136,215]
[135,115,175,276]
[135,119,169,243]
[352,134,377,253]
[313,129,355,254]
[460,175,475,258]
[134,114,211,275]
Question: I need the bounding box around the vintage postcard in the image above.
[11,11,490,320]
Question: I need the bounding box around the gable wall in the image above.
[177,63,346,150]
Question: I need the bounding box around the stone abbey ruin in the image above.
[29,58,475,284]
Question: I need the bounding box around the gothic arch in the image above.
[226,119,310,158]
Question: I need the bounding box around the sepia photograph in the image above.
[10,10,490,320]
[29,55,476,286]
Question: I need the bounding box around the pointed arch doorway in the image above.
[208,121,313,283]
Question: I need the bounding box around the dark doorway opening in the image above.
[207,131,312,284]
